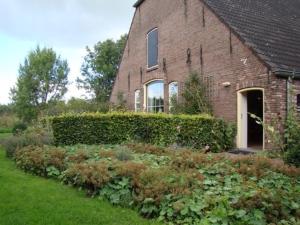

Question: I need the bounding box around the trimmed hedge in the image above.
[51,113,236,152]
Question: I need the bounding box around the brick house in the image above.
[111,0,300,150]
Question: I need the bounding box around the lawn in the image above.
[0,148,161,225]
[0,132,11,139]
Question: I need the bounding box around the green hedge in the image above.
[51,113,236,152]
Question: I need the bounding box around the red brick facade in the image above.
[110,0,300,149]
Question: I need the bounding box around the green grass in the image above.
[0,148,162,225]
[0,127,12,133]
[0,133,12,139]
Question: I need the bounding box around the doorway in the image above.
[237,89,264,150]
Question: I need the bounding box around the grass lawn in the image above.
[0,132,12,139]
[0,148,162,225]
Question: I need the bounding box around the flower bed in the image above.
[15,144,300,225]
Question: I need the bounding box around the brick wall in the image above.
[111,0,297,149]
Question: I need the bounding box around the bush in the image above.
[62,162,112,196]
[13,144,300,225]
[284,110,300,167]
[12,122,27,135]
[0,114,18,129]
[51,113,236,152]
[1,126,54,158]
[173,72,212,115]
[15,146,66,177]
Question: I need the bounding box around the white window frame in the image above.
[147,28,159,70]
[169,82,179,111]
[144,79,164,113]
[135,90,141,112]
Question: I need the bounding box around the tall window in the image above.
[169,82,178,112]
[297,94,300,111]
[135,90,141,112]
[147,28,158,69]
[147,80,164,113]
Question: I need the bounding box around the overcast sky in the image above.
[0,0,136,104]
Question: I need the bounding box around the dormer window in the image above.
[147,28,158,69]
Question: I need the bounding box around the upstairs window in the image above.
[147,80,164,113]
[135,90,141,112]
[147,28,158,69]
[169,82,179,112]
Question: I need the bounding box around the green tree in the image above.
[78,34,127,102]
[171,72,212,115]
[11,46,69,122]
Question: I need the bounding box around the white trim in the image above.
[168,81,179,111]
[237,88,265,150]
[143,79,164,112]
[134,89,141,112]
[146,27,159,70]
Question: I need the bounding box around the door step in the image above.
[228,148,257,155]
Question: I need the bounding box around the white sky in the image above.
[0,0,136,104]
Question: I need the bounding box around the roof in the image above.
[203,0,300,77]
[134,0,300,77]
[133,0,144,8]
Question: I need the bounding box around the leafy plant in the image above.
[12,122,28,136]
[284,106,300,167]
[51,112,235,152]
[100,177,133,207]
[249,113,285,152]
[171,72,212,115]
[12,144,300,225]
[1,126,53,158]
[116,147,134,161]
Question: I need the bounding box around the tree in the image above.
[11,46,69,122]
[171,72,212,115]
[78,34,127,102]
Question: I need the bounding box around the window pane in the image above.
[169,82,178,111]
[135,90,141,112]
[147,80,164,113]
[297,94,300,110]
[147,29,158,68]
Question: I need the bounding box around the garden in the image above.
[1,113,299,225]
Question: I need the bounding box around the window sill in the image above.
[146,65,159,72]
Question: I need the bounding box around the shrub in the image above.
[62,162,112,196]
[51,113,236,152]
[116,147,134,161]
[135,167,203,204]
[12,122,27,135]
[126,143,171,156]
[170,72,212,115]
[284,109,300,167]
[15,146,67,177]
[67,150,90,163]
[12,144,300,225]
[0,114,18,129]
[15,146,47,176]
[1,126,54,158]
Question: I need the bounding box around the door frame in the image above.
[237,88,265,150]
